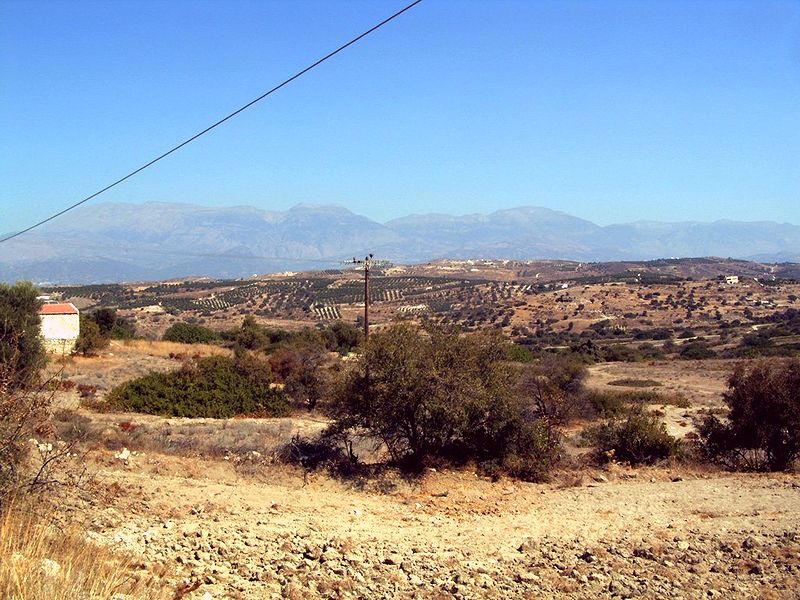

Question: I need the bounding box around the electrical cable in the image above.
[0,0,423,245]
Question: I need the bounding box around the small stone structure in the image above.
[39,303,80,354]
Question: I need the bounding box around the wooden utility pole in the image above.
[346,254,373,340]
[344,254,390,341]
[364,255,370,341]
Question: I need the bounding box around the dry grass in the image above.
[0,499,169,600]
[118,339,230,359]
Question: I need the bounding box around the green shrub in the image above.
[636,342,666,360]
[162,322,219,344]
[679,340,717,360]
[584,408,683,465]
[226,316,307,352]
[108,354,289,418]
[268,344,329,410]
[601,344,643,362]
[699,359,800,471]
[89,308,117,337]
[507,344,536,363]
[321,321,362,354]
[583,390,628,417]
[110,317,136,340]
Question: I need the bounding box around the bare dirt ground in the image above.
[61,452,800,600]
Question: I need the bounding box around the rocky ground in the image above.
[56,450,800,600]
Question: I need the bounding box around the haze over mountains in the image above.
[2,202,799,283]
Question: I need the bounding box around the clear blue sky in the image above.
[2,0,799,234]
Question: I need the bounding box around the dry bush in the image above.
[0,350,54,499]
[0,500,168,599]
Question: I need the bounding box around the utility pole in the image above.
[344,254,390,341]
[346,254,373,340]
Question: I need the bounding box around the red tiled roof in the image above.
[38,303,79,315]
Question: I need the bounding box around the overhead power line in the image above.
[0,0,423,245]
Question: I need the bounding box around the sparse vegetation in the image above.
[0,500,167,599]
[608,378,662,387]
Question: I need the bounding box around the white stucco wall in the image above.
[40,313,80,354]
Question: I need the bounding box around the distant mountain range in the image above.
[1,202,798,283]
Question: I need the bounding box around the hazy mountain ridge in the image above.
[1,202,798,283]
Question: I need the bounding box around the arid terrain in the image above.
[61,451,800,599]
[37,339,799,599]
[18,259,800,598]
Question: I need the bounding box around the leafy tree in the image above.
[0,281,45,388]
[90,307,136,339]
[700,359,800,471]
[162,322,219,344]
[332,323,561,480]
[0,283,51,498]
[74,316,109,356]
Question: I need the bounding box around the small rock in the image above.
[742,536,759,550]
[38,558,62,578]
[517,571,540,583]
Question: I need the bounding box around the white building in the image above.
[725,275,739,285]
[39,303,80,354]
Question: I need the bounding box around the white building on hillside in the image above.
[725,275,739,285]
[38,303,80,354]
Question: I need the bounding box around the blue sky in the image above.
[1,0,799,234]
